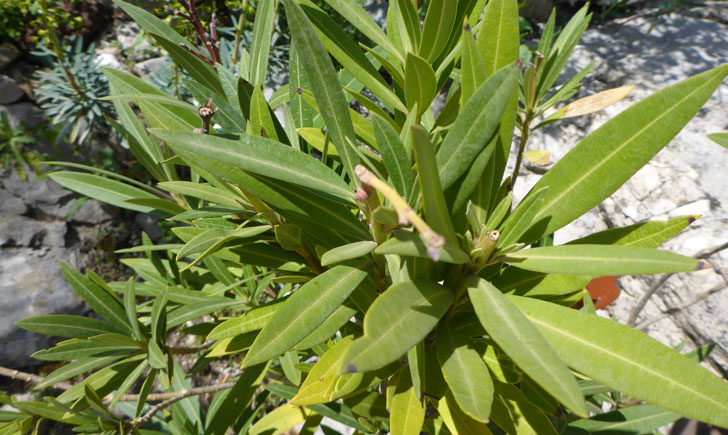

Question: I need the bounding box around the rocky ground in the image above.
[512,8,728,377]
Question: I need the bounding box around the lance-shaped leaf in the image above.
[294,303,357,350]
[461,21,487,106]
[509,295,728,428]
[50,172,158,214]
[436,66,518,191]
[468,277,587,417]
[341,280,452,373]
[376,230,470,264]
[567,215,696,247]
[152,130,353,203]
[152,35,224,97]
[436,324,495,422]
[293,336,357,405]
[405,53,437,117]
[249,0,275,87]
[15,315,122,339]
[412,125,457,244]
[708,132,728,148]
[283,0,359,182]
[566,404,680,434]
[502,245,699,276]
[33,356,122,390]
[112,0,187,45]
[207,299,284,340]
[244,265,369,366]
[372,114,412,199]
[419,0,457,62]
[496,186,548,249]
[205,363,268,435]
[390,365,425,435]
[513,63,728,245]
[176,225,272,262]
[438,392,493,435]
[249,403,313,435]
[321,241,378,266]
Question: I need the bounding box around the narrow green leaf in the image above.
[510,295,728,428]
[395,0,421,53]
[123,278,143,341]
[419,0,457,62]
[437,391,493,435]
[460,21,487,106]
[158,181,243,208]
[50,172,158,214]
[342,280,452,373]
[708,132,728,148]
[503,245,699,276]
[244,265,369,366]
[514,63,728,244]
[294,304,357,350]
[15,315,122,339]
[112,0,187,45]
[151,130,354,203]
[496,186,549,249]
[167,298,245,328]
[567,215,696,248]
[321,241,377,267]
[565,404,680,434]
[207,299,285,341]
[204,363,267,435]
[283,0,359,182]
[376,230,470,264]
[390,365,425,435]
[34,356,122,390]
[436,66,518,191]
[250,86,282,141]
[468,277,587,417]
[408,340,426,400]
[405,53,437,117]
[249,0,276,87]
[32,339,139,361]
[477,0,519,76]
[372,114,412,199]
[411,126,457,244]
[176,226,271,261]
[436,325,494,422]
[152,35,224,97]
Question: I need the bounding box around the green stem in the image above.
[510,113,532,188]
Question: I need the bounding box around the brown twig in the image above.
[133,382,236,427]
[194,98,218,134]
[0,366,72,390]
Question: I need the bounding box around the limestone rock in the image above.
[0,42,20,72]
[0,75,24,104]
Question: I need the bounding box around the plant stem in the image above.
[0,366,72,390]
[132,382,236,427]
[231,0,249,65]
[510,114,532,188]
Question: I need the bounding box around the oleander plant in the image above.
[4,0,728,433]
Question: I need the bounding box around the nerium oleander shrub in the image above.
[5,0,728,433]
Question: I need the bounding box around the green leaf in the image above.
[15,315,122,339]
[376,230,470,264]
[294,303,357,350]
[112,0,187,45]
[490,380,557,434]
[49,172,159,214]
[496,186,548,249]
[708,132,728,148]
[204,363,267,435]
[514,63,728,244]
[152,35,224,97]
[372,114,412,199]
[158,181,243,208]
[123,278,143,341]
[60,263,133,335]
[167,298,245,328]
[250,86,282,141]
[32,338,139,361]
[283,0,359,182]
[477,0,519,76]
[293,336,356,405]
[275,223,304,251]
[151,130,354,203]
[390,365,425,435]
[34,356,122,390]
[436,65,518,191]
[207,299,285,340]
[321,241,377,266]
[244,265,369,366]
[437,392,493,435]
[342,280,452,373]
[468,277,587,417]
[460,21,487,106]
[411,126,457,244]
[436,325,494,422]
[503,245,699,276]
[407,340,426,400]
[565,404,681,434]
[510,295,728,428]
[176,226,272,262]
[567,215,696,248]
[320,0,403,65]
[405,53,437,117]
[249,0,276,87]
[249,404,312,435]
[419,0,457,62]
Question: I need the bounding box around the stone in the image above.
[0,215,66,248]
[0,102,45,129]
[0,42,20,72]
[0,248,85,368]
[0,189,26,215]
[95,51,122,70]
[136,56,170,79]
[70,199,119,225]
[0,75,24,104]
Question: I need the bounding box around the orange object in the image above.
[586,276,620,309]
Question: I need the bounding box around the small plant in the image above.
[0,112,45,181]
[4,0,728,433]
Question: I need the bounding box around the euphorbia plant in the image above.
[5,0,728,433]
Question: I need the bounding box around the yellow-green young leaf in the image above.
[150,130,354,204]
[567,404,680,433]
[514,63,728,244]
[280,350,302,386]
[244,265,369,367]
[320,0,403,65]
[436,66,518,191]
[390,365,425,435]
[411,126,457,245]
[372,114,412,199]
[438,392,493,435]
[158,181,243,208]
[376,230,470,264]
[321,241,378,266]
[567,215,697,247]
[250,86,281,141]
[490,380,558,435]
[523,150,550,166]
[708,132,728,148]
[482,345,521,384]
[407,340,426,400]
[341,280,452,373]
[502,245,699,276]
[293,336,357,405]
[419,0,457,62]
[405,53,437,117]
[510,296,728,428]
[297,127,338,156]
[460,21,487,106]
[436,325,494,422]
[207,332,257,357]
[284,0,359,182]
[249,0,275,87]
[294,304,357,350]
[249,403,313,435]
[467,278,587,417]
[49,172,158,214]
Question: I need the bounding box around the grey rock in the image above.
[0,102,45,129]
[3,170,71,206]
[135,213,162,241]
[0,248,84,368]
[70,199,119,224]
[0,215,66,248]
[0,189,26,215]
[0,75,24,104]
[136,56,170,79]
[0,42,20,72]
[95,51,122,69]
